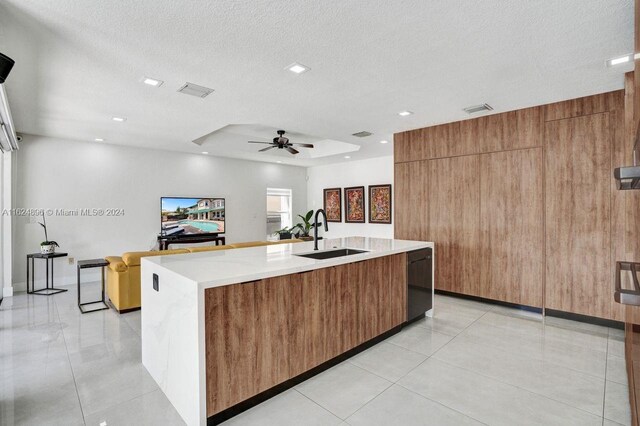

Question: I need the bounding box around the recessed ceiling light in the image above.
[607,54,632,66]
[286,63,310,74]
[142,77,163,87]
[398,111,413,117]
[380,140,389,144]
[344,155,351,159]
[201,151,209,155]
[112,116,126,122]
[94,138,104,142]
[277,161,282,164]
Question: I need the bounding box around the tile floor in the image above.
[0,284,631,426]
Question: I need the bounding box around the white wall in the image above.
[307,156,394,240]
[12,135,308,290]
[1,152,13,297]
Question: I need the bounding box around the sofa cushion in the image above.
[187,245,234,253]
[105,256,127,272]
[122,249,190,267]
[268,239,304,245]
[228,241,273,249]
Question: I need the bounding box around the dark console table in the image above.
[157,234,225,250]
[26,252,68,295]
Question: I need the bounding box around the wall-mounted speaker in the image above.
[0,52,15,84]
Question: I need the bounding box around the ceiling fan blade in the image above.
[290,143,314,148]
[259,146,277,152]
[248,141,272,144]
[286,147,299,155]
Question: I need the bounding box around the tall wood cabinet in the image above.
[479,148,544,307]
[426,155,481,297]
[394,90,636,319]
[544,113,612,318]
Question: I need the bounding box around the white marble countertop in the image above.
[143,236,432,289]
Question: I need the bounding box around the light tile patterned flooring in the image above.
[0,284,631,426]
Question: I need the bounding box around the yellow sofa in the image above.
[105,239,302,312]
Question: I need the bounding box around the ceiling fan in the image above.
[248,130,314,155]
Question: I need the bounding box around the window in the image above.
[267,188,293,237]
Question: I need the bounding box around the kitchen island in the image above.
[141,236,433,426]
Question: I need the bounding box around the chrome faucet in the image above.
[314,209,328,251]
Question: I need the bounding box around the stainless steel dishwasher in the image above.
[407,248,433,322]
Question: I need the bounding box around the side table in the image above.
[77,258,110,313]
[26,252,68,295]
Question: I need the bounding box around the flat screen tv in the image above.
[161,197,225,236]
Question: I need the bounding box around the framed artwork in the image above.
[323,188,342,222]
[344,186,365,223]
[368,184,392,224]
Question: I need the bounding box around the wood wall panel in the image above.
[635,0,640,138]
[394,160,428,240]
[612,79,632,322]
[517,107,544,148]
[544,112,612,318]
[544,91,621,122]
[618,73,640,323]
[395,107,543,164]
[328,264,358,354]
[465,111,517,153]
[408,130,426,162]
[426,122,469,159]
[479,148,544,307]
[290,268,329,376]
[361,257,386,341]
[393,130,424,163]
[393,132,409,163]
[346,261,366,346]
[425,155,480,296]
[394,162,411,239]
[388,253,408,326]
[378,253,407,333]
[255,275,291,393]
[206,282,257,415]
[206,256,411,416]
[395,88,638,321]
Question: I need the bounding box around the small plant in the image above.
[38,213,59,248]
[273,227,293,240]
[292,210,316,238]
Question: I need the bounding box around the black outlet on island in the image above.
[153,273,159,292]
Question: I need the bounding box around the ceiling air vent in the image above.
[352,131,373,138]
[177,83,214,98]
[463,103,493,114]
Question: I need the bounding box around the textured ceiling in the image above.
[0,0,634,166]
[195,125,361,167]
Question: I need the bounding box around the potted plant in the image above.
[292,210,317,241]
[38,213,59,254]
[274,227,293,240]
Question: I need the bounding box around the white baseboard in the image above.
[12,270,102,294]
[2,286,13,297]
[12,281,27,293]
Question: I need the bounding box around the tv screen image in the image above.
[161,197,225,236]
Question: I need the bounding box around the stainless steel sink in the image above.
[295,248,369,260]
